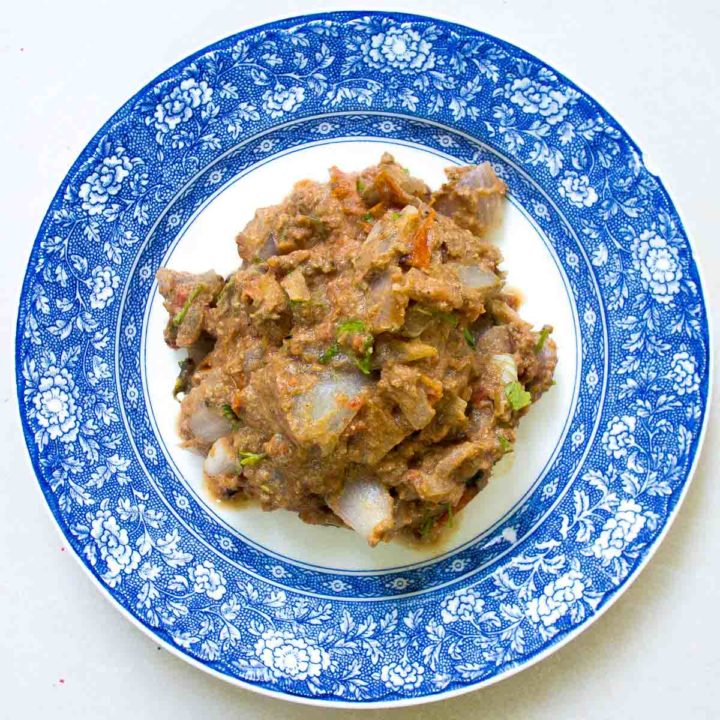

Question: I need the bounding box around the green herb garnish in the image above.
[504,381,532,411]
[221,404,239,423]
[535,326,552,352]
[435,310,459,327]
[498,435,513,453]
[362,212,374,222]
[172,357,195,398]
[420,514,434,539]
[319,342,340,364]
[237,451,266,467]
[338,318,367,335]
[391,211,401,220]
[339,320,374,374]
[463,328,476,348]
[414,305,459,327]
[321,319,375,374]
[354,353,372,375]
[172,285,204,327]
[356,178,366,193]
[403,167,410,174]
[445,503,454,528]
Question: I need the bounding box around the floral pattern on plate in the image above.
[16,12,709,705]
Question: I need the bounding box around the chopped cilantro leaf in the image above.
[391,211,401,220]
[445,503,454,528]
[362,212,374,222]
[504,381,532,411]
[172,285,204,327]
[420,514,434,539]
[338,320,374,374]
[411,307,458,326]
[221,404,239,423]
[326,320,375,374]
[356,178,366,193]
[498,435,513,453]
[237,451,265,467]
[354,354,372,375]
[319,342,340,364]
[463,328,476,348]
[535,326,552,352]
[434,310,459,327]
[338,319,366,334]
[403,167,410,174]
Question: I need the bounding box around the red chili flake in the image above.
[470,387,489,407]
[175,288,190,306]
[409,210,435,269]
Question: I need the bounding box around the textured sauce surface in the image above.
[157,154,557,545]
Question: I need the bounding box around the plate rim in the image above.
[14,9,714,707]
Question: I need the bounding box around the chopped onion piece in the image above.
[190,405,233,443]
[458,162,500,190]
[492,353,518,385]
[401,305,434,337]
[254,232,277,260]
[457,162,505,230]
[292,372,369,441]
[456,265,500,290]
[535,341,557,379]
[281,267,310,301]
[329,477,394,545]
[204,436,235,476]
[400,205,419,218]
[367,271,393,326]
[367,270,406,331]
[243,345,265,375]
[356,206,419,274]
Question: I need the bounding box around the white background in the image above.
[1,1,718,717]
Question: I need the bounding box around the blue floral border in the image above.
[16,12,710,705]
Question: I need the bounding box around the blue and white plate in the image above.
[16,12,711,707]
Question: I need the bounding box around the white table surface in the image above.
[1,1,718,717]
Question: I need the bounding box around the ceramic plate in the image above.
[16,12,711,707]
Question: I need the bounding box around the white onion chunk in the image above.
[204,436,235,476]
[329,477,394,546]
